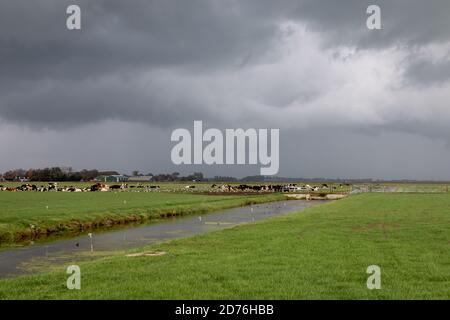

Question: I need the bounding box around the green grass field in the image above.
[0,192,284,244]
[1,193,449,299]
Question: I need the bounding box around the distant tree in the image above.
[179,172,204,182]
[3,169,26,181]
[192,172,204,180]
[132,170,140,176]
[98,171,119,176]
[212,176,238,182]
[26,169,35,179]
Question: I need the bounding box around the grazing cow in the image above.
[110,183,127,191]
[90,183,109,192]
[272,185,283,192]
[219,184,234,192]
[17,184,33,191]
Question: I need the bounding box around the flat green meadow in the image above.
[0,193,449,299]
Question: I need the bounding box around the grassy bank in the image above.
[0,192,284,244]
[1,193,449,299]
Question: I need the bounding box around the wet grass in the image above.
[0,193,449,299]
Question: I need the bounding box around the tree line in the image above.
[0,168,210,182]
[1,168,119,182]
[1,167,303,183]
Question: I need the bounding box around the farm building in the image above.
[128,175,153,182]
[95,175,128,182]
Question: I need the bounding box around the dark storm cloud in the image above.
[1,0,450,179]
[403,58,450,86]
[0,0,285,127]
[1,0,450,128]
[0,74,210,128]
[289,0,450,87]
[290,0,450,48]
[0,0,279,80]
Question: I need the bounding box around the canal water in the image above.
[0,200,326,278]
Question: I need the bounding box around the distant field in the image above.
[0,192,284,244]
[352,182,449,193]
[0,193,449,299]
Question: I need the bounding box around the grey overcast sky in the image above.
[1,0,450,179]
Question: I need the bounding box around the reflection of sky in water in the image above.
[0,200,326,278]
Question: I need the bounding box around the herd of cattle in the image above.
[0,183,160,192]
[211,183,349,193]
[0,182,350,193]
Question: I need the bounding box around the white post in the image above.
[88,233,93,252]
